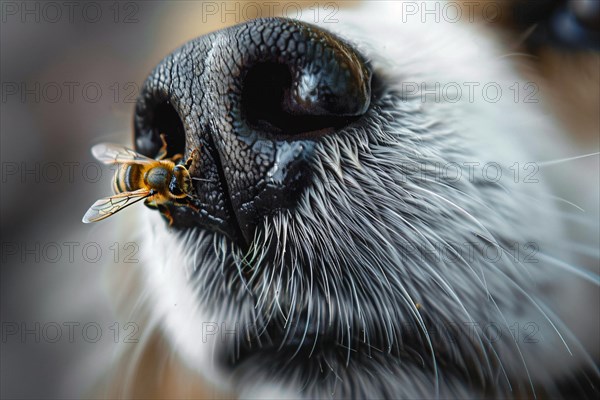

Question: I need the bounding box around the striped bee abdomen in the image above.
[113,164,144,193]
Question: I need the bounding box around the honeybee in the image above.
[82,135,198,224]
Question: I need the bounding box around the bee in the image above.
[82,135,198,224]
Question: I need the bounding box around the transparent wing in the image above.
[82,188,152,223]
[91,143,154,165]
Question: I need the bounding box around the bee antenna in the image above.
[192,177,216,183]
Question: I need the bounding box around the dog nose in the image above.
[133,18,372,245]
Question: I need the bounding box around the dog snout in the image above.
[133,17,372,245]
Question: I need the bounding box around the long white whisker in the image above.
[537,252,600,285]
[536,152,600,167]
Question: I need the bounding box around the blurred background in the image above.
[1,0,598,398]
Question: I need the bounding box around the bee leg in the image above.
[155,204,174,226]
[184,196,201,212]
[163,209,175,227]
[185,147,200,170]
[144,198,158,209]
[171,154,183,164]
[172,196,200,213]
[142,196,173,225]
[156,133,169,160]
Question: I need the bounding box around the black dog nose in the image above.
[133,18,372,245]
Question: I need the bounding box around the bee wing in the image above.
[82,188,152,223]
[91,143,155,165]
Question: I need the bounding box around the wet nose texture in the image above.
[134,18,372,247]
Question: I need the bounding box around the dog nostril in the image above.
[134,99,186,159]
[242,62,363,136]
[242,62,292,133]
[232,18,372,140]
